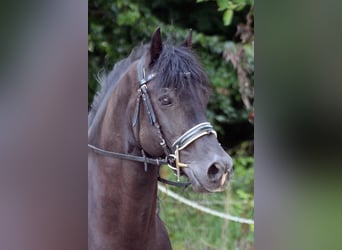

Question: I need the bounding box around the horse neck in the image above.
[89,66,160,246]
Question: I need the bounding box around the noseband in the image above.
[88,59,217,188]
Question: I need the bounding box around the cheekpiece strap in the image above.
[133,59,157,127]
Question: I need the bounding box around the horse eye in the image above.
[159,96,172,106]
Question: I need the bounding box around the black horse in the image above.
[88,28,233,250]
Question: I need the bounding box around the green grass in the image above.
[158,153,254,250]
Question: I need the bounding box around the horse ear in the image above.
[150,27,163,66]
[181,29,192,48]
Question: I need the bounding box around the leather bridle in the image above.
[88,59,217,188]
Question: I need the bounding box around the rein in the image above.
[87,144,187,188]
[88,59,217,189]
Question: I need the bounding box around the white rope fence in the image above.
[158,185,254,225]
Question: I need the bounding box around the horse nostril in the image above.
[207,163,223,181]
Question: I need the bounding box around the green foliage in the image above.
[197,0,253,26]
[223,9,234,26]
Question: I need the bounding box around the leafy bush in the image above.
[88,0,253,135]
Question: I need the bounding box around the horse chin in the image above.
[182,167,228,193]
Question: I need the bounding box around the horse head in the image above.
[134,28,233,192]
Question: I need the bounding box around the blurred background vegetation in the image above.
[89,0,254,249]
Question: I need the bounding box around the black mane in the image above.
[153,43,210,97]
[88,45,146,127]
